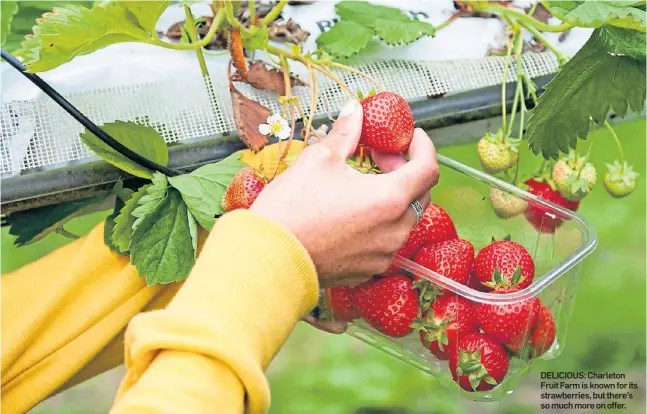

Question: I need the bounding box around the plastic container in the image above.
[313,154,598,402]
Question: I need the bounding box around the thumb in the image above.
[323,100,363,159]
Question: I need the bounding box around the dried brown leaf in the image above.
[229,28,248,79]
[230,82,271,152]
[232,61,306,96]
[268,18,310,44]
[526,3,553,24]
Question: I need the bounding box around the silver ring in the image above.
[410,200,424,223]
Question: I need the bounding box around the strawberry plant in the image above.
[4,0,645,285]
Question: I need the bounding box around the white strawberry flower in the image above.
[258,114,291,140]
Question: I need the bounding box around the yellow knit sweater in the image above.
[1,209,320,413]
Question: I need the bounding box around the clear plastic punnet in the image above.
[313,154,598,402]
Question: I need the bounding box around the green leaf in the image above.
[129,188,196,285]
[80,121,169,179]
[111,184,151,253]
[373,18,435,45]
[599,25,647,61]
[527,28,646,159]
[316,21,374,58]
[335,1,410,26]
[132,173,169,229]
[121,1,171,36]
[15,2,168,72]
[187,209,198,259]
[8,196,105,246]
[1,1,19,47]
[104,183,134,255]
[168,152,246,231]
[241,24,268,52]
[544,1,646,32]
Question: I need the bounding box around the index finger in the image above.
[384,128,439,201]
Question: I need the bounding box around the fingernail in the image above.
[338,99,358,117]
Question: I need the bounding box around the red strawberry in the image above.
[354,274,419,338]
[507,303,556,359]
[359,91,414,153]
[384,239,420,275]
[413,239,474,311]
[385,203,458,274]
[524,179,580,233]
[467,266,487,292]
[475,288,540,346]
[530,303,556,358]
[221,167,266,212]
[409,203,458,248]
[412,295,477,360]
[449,332,510,392]
[413,239,475,286]
[474,239,535,291]
[327,286,360,322]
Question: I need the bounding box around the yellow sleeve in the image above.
[111,210,319,413]
[1,221,180,414]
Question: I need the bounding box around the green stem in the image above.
[527,1,539,17]
[506,31,524,137]
[500,38,514,135]
[604,120,625,170]
[150,8,224,51]
[224,0,251,34]
[584,117,595,159]
[507,79,522,138]
[184,4,208,77]
[521,20,568,65]
[266,44,359,100]
[261,0,287,27]
[328,61,385,91]
[537,159,548,176]
[249,0,256,26]
[436,9,467,32]
[471,3,574,33]
[513,150,521,186]
[56,226,79,240]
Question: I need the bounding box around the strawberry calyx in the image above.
[456,349,498,391]
[482,266,527,290]
[357,88,377,101]
[412,279,442,312]
[411,310,454,351]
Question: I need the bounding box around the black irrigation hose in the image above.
[1,49,180,177]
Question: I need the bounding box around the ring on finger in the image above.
[409,200,424,224]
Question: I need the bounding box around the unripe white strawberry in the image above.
[477,131,518,174]
[604,160,638,198]
[489,187,528,219]
[552,153,597,202]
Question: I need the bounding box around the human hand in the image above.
[250,99,439,288]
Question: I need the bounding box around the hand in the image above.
[250,99,439,288]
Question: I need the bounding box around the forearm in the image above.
[112,210,319,414]
[1,224,177,413]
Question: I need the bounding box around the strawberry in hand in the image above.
[412,295,477,360]
[473,237,535,291]
[359,91,414,154]
[450,332,510,392]
[355,274,419,338]
[221,166,266,212]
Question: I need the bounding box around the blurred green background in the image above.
[3,119,645,414]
